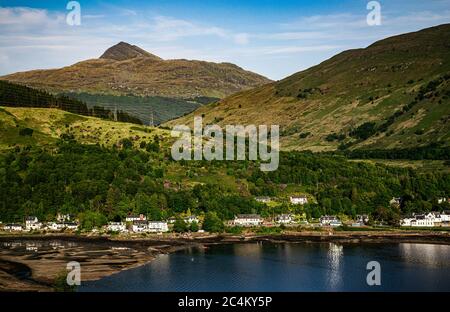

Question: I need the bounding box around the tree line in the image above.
[0,80,142,124]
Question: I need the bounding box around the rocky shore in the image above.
[1,230,450,292]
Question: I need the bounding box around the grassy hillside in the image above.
[166,24,450,152]
[0,107,170,151]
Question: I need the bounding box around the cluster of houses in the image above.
[389,196,450,227]
[2,214,79,232]
[105,214,201,234]
[106,214,170,233]
[2,194,448,233]
[400,211,450,227]
[232,214,369,227]
[255,195,309,205]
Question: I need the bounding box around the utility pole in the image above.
[150,109,154,127]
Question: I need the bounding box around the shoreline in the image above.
[1,230,450,292]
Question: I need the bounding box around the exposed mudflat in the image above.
[1,231,449,291]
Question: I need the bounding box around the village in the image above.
[1,196,449,234]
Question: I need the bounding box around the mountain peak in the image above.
[100,42,163,61]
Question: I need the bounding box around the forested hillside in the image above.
[1,138,448,226]
[0,81,142,124]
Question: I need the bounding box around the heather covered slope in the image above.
[166,24,450,151]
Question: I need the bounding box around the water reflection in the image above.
[2,240,450,292]
[398,243,450,268]
[326,243,344,290]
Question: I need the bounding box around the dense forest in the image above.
[0,81,142,124]
[0,137,448,227]
[334,143,450,160]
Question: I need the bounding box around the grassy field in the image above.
[0,106,171,151]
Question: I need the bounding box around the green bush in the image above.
[225,226,243,234]
[189,222,199,232]
[202,212,224,233]
[19,128,34,136]
[173,218,188,233]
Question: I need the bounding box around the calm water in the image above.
[80,242,450,292]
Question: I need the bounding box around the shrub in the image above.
[173,218,188,233]
[19,128,34,136]
[202,212,224,233]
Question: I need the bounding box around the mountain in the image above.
[100,42,163,61]
[166,24,450,152]
[0,42,271,99]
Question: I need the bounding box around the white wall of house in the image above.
[26,222,42,231]
[184,216,199,224]
[126,214,147,222]
[4,224,23,231]
[276,215,293,224]
[234,217,262,226]
[290,196,308,205]
[107,222,126,232]
[148,222,169,232]
[401,212,443,227]
[132,224,148,232]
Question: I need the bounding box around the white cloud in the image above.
[233,33,249,45]
[151,16,228,41]
[1,4,450,80]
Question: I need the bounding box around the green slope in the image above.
[166,24,450,152]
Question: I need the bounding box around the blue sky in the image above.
[1,0,450,79]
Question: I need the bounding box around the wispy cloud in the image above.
[0,2,450,80]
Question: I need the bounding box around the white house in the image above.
[440,211,450,222]
[184,215,199,224]
[290,196,308,205]
[25,216,42,231]
[276,214,293,224]
[437,198,448,204]
[56,213,73,222]
[320,216,342,227]
[63,222,79,231]
[401,212,438,227]
[411,214,435,227]
[47,222,63,231]
[356,215,369,225]
[234,214,263,227]
[148,221,169,233]
[400,217,415,227]
[4,224,24,232]
[107,222,127,232]
[255,196,271,203]
[132,220,148,232]
[126,214,147,222]
[431,212,443,225]
[46,222,78,231]
[390,197,401,207]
